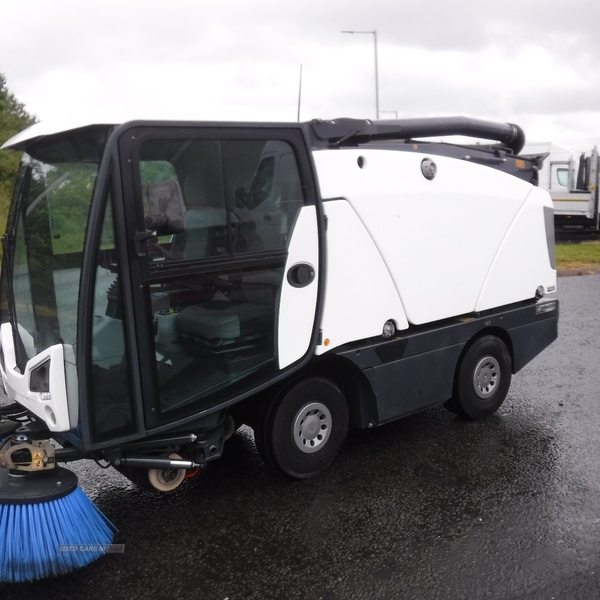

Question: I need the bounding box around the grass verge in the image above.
[556,242,600,270]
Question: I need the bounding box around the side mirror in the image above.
[145,180,185,235]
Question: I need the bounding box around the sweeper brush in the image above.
[0,437,116,583]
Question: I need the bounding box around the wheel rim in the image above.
[157,468,182,486]
[293,402,332,454]
[148,453,186,492]
[473,356,500,399]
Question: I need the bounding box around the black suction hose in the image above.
[375,117,526,155]
[311,116,527,155]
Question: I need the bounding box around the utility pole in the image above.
[297,64,303,122]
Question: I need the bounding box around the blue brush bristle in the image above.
[0,486,116,583]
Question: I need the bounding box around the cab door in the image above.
[118,125,322,431]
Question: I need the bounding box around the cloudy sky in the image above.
[1,0,599,144]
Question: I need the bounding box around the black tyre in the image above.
[255,377,349,479]
[448,335,512,419]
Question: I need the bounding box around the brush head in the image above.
[0,465,116,583]
[0,466,78,504]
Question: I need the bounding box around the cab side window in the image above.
[138,139,305,263]
[135,136,307,418]
[224,141,304,254]
[556,168,568,187]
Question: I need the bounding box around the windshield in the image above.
[3,128,107,370]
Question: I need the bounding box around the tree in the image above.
[0,72,37,225]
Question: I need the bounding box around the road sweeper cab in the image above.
[0,116,558,492]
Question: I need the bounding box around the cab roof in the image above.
[1,117,118,151]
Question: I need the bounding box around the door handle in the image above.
[287,263,315,288]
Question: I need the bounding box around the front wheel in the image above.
[255,377,349,479]
[446,335,512,419]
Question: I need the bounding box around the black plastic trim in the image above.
[332,300,559,427]
[544,206,556,269]
[78,125,145,452]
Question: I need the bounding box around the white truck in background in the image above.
[523,141,600,230]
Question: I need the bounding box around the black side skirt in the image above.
[332,300,559,427]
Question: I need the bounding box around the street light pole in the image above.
[297,64,303,122]
[342,29,379,120]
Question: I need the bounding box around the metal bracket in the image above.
[0,438,56,472]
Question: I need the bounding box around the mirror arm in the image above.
[134,231,157,257]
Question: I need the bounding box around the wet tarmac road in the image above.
[2,274,600,600]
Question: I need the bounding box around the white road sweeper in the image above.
[0,116,558,581]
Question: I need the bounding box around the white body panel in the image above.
[0,323,76,432]
[313,149,555,326]
[278,206,319,369]
[316,200,408,354]
[476,186,556,310]
[1,116,117,150]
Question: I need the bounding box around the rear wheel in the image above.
[255,377,349,478]
[446,335,512,419]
